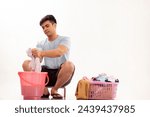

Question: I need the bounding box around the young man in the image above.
[22,15,75,99]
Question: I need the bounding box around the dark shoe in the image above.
[51,93,63,99]
[41,93,50,98]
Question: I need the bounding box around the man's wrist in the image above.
[40,51,44,58]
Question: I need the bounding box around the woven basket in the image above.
[88,81,118,100]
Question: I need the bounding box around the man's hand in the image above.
[31,48,42,58]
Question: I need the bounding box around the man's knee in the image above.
[22,60,31,71]
[62,61,75,72]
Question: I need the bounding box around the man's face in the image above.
[41,20,56,37]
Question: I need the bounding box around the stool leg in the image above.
[64,87,66,100]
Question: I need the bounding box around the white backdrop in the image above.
[0,0,150,99]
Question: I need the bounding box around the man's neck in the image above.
[48,34,58,41]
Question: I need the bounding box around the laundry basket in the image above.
[88,81,118,100]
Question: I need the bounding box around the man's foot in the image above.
[41,93,50,98]
[51,93,63,99]
[51,88,63,99]
[41,87,49,98]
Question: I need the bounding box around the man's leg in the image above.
[22,60,32,71]
[51,61,75,95]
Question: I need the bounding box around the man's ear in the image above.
[53,23,57,28]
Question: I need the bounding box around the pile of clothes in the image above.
[92,73,119,83]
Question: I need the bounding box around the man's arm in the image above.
[32,45,68,58]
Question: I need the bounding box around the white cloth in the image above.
[26,48,41,72]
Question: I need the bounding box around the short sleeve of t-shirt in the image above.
[59,37,71,50]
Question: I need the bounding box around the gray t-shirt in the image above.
[36,35,70,69]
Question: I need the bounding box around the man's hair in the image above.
[39,15,57,26]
